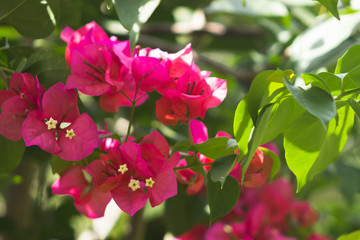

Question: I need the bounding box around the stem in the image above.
[125,100,136,142]
[125,208,145,240]
[334,88,360,100]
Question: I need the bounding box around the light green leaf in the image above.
[261,97,305,144]
[337,230,360,240]
[308,104,354,180]
[284,77,337,128]
[233,95,253,159]
[194,137,237,159]
[284,113,327,191]
[0,136,25,174]
[114,0,161,48]
[206,175,239,223]
[0,0,60,39]
[209,154,237,187]
[335,44,360,74]
[315,0,340,20]
[347,98,360,119]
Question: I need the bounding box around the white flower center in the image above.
[128,179,140,191]
[45,117,58,130]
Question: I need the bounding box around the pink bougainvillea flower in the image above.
[290,201,318,227]
[66,41,131,96]
[306,233,332,240]
[51,165,112,219]
[22,83,99,161]
[0,73,45,141]
[61,21,109,65]
[156,64,227,125]
[86,131,180,216]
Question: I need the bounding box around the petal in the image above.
[42,83,80,122]
[147,158,177,207]
[132,56,170,92]
[56,113,99,161]
[22,110,61,154]
[189,119,208,144]
[51,166,87,199]
[74,186,112,219]
[111,182,149,216]
[140,131,170,158]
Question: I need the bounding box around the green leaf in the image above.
[337,162,360,203]
[337,230,360,240]
[172,139,192,153]
[308,103,354,180]
[241,105,273,184]
[261,97,305,144]
[0,136,25,174]
[194,137,237,159]
[206,175,240,223]
[114,0,161,48]
[347,98,360,119]
[209,154,237,187]
[284,112,327,191]
[233,95,254,159]
[335,44,360,74]
[260,147,280,180]
[165,184,209,236]
[247,70,286,124]
[315,0,340,20]
[284,77,337,128]
[23,49,70,88]
[0,0,60,39]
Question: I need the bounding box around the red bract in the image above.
[22,83,99,161]
[156,64,227,125]
[61,21,109,65]
[0,73,44,141]
[86,131,180,216]
[51,166,111,219]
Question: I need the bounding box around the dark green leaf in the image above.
[315,0,339,20]
[209,154,237,187]
[194,137,237,159]
[172,139,192,153]
[337,162,360,203]
[165,184,209,236]
[233,95,253,159]
[114,0,161,48]
[284,77,337,128]
[0,136,25,174]
[206,175,239,223]
[284,112,327,191]
[0,0,60,39]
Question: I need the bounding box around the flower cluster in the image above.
[173,178,330,240]
[52,131,180,217]
[62,22,227,120]
[0,74,98,161]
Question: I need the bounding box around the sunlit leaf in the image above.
[284,112,327,191]
[284,77,337,129]
[315,0,340,20]
[337,230,360,240]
